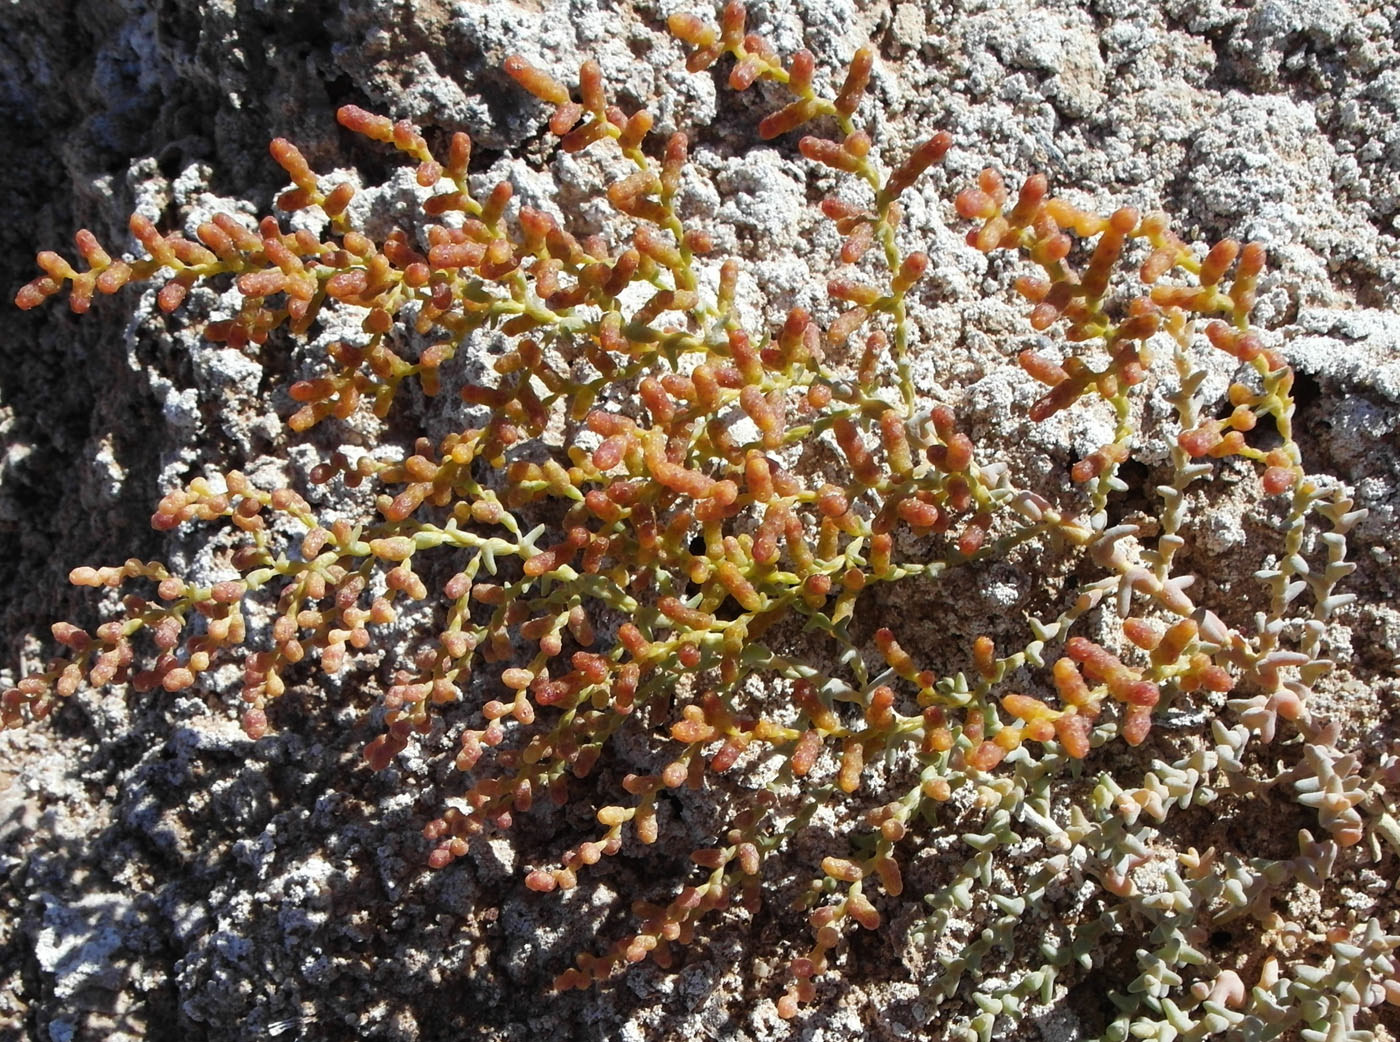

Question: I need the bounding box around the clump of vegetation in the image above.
[8,4,1395,1036]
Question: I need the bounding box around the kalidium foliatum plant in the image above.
[7,4,1398,1037]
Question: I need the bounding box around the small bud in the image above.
[834,46,874,116]
[336,105,394,142]
[504,56,571,106]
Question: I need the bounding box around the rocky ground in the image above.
[0,1,1397,1040]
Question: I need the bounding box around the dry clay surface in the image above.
[0,1,1398,1040]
